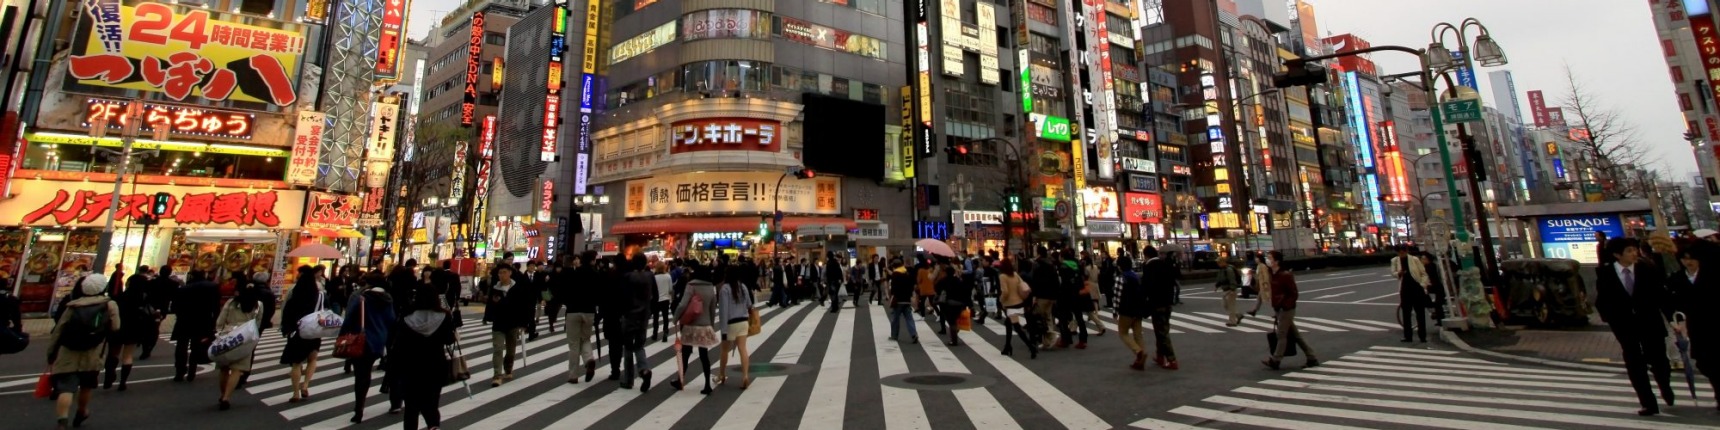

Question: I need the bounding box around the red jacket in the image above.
[1270,271,1298,310]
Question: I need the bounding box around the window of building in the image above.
[818,0,885,15]
[1025,3,1056,25]
[943,80,996,127]
[1665,39,1677,57]
[1672,65,1685,82]
[26,148,287,182]
[1681,92,1695,111]
[1028,32,1059,56]
[486,32,506,46]
[1104,13,1132,40]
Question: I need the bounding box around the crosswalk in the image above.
[981,308,1399,336]
[240,302,1111,429]
[1131,345,1718,430]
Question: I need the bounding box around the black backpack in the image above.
[58,302,110,351]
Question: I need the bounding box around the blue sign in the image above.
[1206,126,1224,142]
[1451,51,1477,91]
[1687,0,1711,17]
[579,74,596,111]
[1538,214,1624,244]
[1552,158,1566,179]
[915,221,951,241]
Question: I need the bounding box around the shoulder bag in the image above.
[296,290,344,339]
[446,337,471,383]
[747,291,762,336]
[331,297,367,359]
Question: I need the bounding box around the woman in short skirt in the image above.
[717,266,755,389]
[278,265,336,402]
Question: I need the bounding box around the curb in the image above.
[1439,329,1625,374]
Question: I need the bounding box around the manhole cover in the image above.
[726,362,811,377]
[880,372,996,391]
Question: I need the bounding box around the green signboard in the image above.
[1032,113,1072,142]
[1440,99,1483,123]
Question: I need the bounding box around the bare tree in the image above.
[396,120,475,234]
[1558,65,1656,199]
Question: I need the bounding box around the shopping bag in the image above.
[209,320,260,365]
[446,344,470,383]
[32,371,51,399]
[983,298,999,314]
[1266,331,1299,357]
[957,309,973,331]
[333,297,368,359]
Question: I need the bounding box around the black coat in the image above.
[0,292,19,333]
[386,267,419,311]
[557,266,601,314]
[279,279,327,338]
[1117,270,1148,318]
[1670,270,1720,360]
[113,284,156,344]
[1141,257,1178,310]
[487,280,536,331]
[171,280,221,341]
[1595,262,1673,340]
[391,310,458,391]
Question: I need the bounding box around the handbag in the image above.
[332,297,367,359]
[678,293,705,326]
[446,342,470,383]
[32,371,51,399]
[297,290,343,340]
[747,308,762,336]
[1018,279,1032,298]
[1266,331,1300,357]
[209,319,260,365]
[956,309,973,331]
[0,328,28,354]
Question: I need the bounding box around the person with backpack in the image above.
[1141,246,1180,370]
[172,270,220,382]
[618,254,658,391]
[1053,250,1088,349]
[104,266,155,390]
[935,259,973,346]
[391,288,459,430]
[1116,256,1149,370]
[47,274,120,429]
[213,287,264,410]
[1214,257,1245,326]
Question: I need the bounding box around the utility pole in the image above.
[91,102,145,273]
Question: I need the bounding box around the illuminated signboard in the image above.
[778,16,886,60]
[7,180,305,228]
[670,118,780,153]
[682,9,771,40]
[450,140,468,200]
[474,115,496,206]
[1031,113,1072,142]
[463,12,485,127]
[288,111,325,185]
[1120,156,1155,174]
[574,73,594,194]
[541,94,561,162]
[84,99,254,139]
[305,191,362,229]
[582,0,599,73]
[367,101,399,162]
[899,86,917,179]
[1123,192,1161,224]
[610,22,676,65]
[549,5,568,61]
[538,179,555,222]
[376,0,408,79]
[1342,71,1375,168]
[492,57,504,92]
[68,2,304,106]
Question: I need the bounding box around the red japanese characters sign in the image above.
[538,180,554,222]
[463,12,484,127]
[1691,16,1720,110]
[304,191,361,229]
[376,0,408,79]
[3,180,306,228]
[1123,192,1162,224]
[541,93,560,162]
[669,118,780,154]
[84,99,253,139]
[67,2,303,106]
[288,111,325,186]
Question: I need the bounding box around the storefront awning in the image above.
[610,217,857,235]
[184,229,277,243]
[302,228,365,239]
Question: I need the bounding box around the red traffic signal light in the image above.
[794,168,816,179]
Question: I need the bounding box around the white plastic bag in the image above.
[295,290,343,339]
[209,320,259,365]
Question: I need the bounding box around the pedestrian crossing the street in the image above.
[966,308,1400,336]
[1130,345,1718,430]
[239,302,1112,429]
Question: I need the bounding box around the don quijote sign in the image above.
[669,118,780,154]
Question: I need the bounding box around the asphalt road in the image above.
[2,264,1713,429]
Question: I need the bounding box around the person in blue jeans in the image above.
[885,259,919,343]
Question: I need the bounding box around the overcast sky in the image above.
[404,0,1697,176]
[1306,0,1696,177]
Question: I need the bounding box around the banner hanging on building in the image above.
[623,171,841,218]
[4,180,305,228]
[68,1,304,106]
[304,191,362,229]
[376,0,409,79]
[288,111,326,186]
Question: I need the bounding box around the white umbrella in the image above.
[915,238,957,257]
[286,243,343,259]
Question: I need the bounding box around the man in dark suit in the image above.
[1594,237,1676,416]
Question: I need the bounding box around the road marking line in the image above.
[1303,366,1636,392]
[1224,314,1281,332]
[1127,415,1212,430]
[1349,320,1411,330]
[1282,371,1646,405]
[1285,318,1346,332]
[1352,350,1494,363]
[1258,379,1641,414]
[1351,292,1400,303]
[1234,386,1716,430]
[262,328,527,406]
[1167,405,1374,430]
[1324,360,1705,390]
[1341,355,1616,377]
[1154,314,1222,334]
[1203,394,1552,430]
[1296,317,1386,331]
[1311,291,1355,300]
[1179,312,1262,333]
[915,317,1022,430]
[871,305,932,430]
[797,309,857,430]
[250,325,496,393]
[1299,278,1395,293]
[286,330,568,422]
[710,305,833,430]
[620,305,804,430]
[968,324,1111,430]
[1178,296,1399,306]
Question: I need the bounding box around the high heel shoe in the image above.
[740,377,751,390]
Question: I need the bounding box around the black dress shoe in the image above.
[1637,408,1659,416]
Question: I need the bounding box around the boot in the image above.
[118,365,133,391]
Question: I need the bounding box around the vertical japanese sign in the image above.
[68,1,304,106]
[575,73,594,194]
[1527,90,1549,128]
[899,86,916,179]
[491,57,505,92]
[1690,12,1720,110]
[538,179,555,222]
[450,141,468,201]
[473,115,496,221]
[1085,0,1115,180]
[303,0,329,24]
[289,111,326,186]
[463,12,485,127]
[376,0,409,79]
[543,5,568,163]
[368,101,399,162]
[582,0,600,74]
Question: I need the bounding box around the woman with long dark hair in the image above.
[278,265,332,402]
[997,258,1036,358]
[935,259,973,346]
[716,264,755,389]
[1671,241,1720,409]
[669,261,721,394]
[341,271,398,423]
[214,287,263,410]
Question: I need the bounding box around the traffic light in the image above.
[1005,187,1021,212]
[792,167,816,179]
[758,219,770,238]
[944,141,973,159]
[1273,61,1329,88]
[1461,137,1488,182]
[151,192,171,215]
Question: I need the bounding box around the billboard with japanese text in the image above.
[624,171,840,218]
[67,1,304,106]
[1,180,305,228]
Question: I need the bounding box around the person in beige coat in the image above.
[214,289,264,410]
[48,274,120,430]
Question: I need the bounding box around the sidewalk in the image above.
[1453,324,1626,367]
